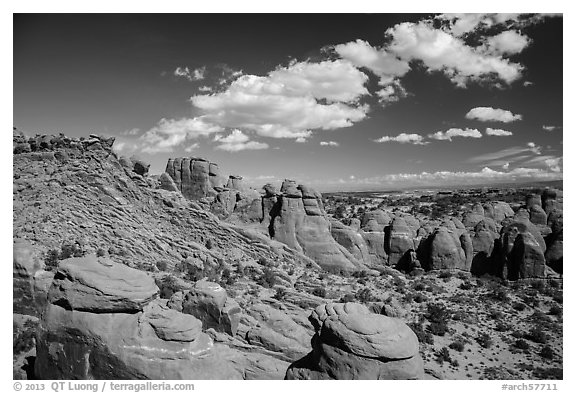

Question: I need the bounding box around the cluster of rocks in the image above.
[159,158,362,273]
[13,129,115,156]
[158,155,562,280]
[14,242,422,380]
[329,194,562,280]
[286,303,423,379]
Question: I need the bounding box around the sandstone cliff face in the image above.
[498,221,547,280]
[269,181,361,273]
[165,157,224,199]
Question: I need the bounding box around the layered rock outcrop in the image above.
[34,256,289,380]
[269,180,361,273]
[13,240,53,317]
[165,158,224,199]
[285,303,424,380]
[168,280,241,336]
[499,220,547,280]
[419,226,472,271]
[330,220,372,265]
[48,255,159,312]
[387,217,416,267]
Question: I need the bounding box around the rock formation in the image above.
[165,157,224,199]
[330,220,372,265]
[499,221,547,280]
[423,226,470,271]
[34,256,290,380]
[168,280,241,336]
[48,255,159,312]
[387,217,415,267]
[285,303,424,380]
[269,180,361,273]
[13,240,53,317]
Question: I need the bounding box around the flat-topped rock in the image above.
[48,255,159,313]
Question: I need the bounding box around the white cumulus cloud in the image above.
[174,66,206,81]
[214,129,269,152]
[374,133,428,145]
[486,127,513,136]
[428,128,482,141]
[139,117,223,154]
[320,141,339,147]
[191,60,370,140]
[465,107,522,122]
[386,22,525,87]
[482,30,531,55]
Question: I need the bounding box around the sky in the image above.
[13,13,563,191]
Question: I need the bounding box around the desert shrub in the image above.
[156,260,168,272]
[539,345,555,360]
[220,268,236,286]
[273,287,287,301]
[426,303,450,324]
[449,340,465,352]
[435,347,452,364]
[549,304,562,316]
[491,287,510,302]
[312,287,327,298]
[459,281,474,290]
[525,326,548,344]
[60,241,85,259]
[413,293,427,303]
[451,310,469,322]
[96,248,107,257]
[340,293,355,303]
[13,320,37,355]
[522,295,540,308]
[428,321,449,336]
[156,275,180,299]
[45,249,60,270]
[495,321,511,332]
[355,288,375,303]
[257,267,276,288]
[185,258,223,282]
[44,241,86,270]
[512,330,525,339]
[532,367,562,379]
[352,270,369,279]
[408,322,434,345]
[476,332,493,348]
[514,339,530,350]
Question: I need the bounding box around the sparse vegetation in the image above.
[44,240,86,270]
[476,333,493,349]
[13,320,38,356]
